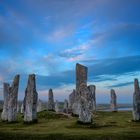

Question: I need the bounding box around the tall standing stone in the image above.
[69,89,76,111]
[48,89,55,111]
[8,75,20,122]
[63,99,69,113]
[1,83,10,121]
[24,74,38,123]
[76,63,87,91]
[110,89,117,112]
[132,78,140,121]
[78,84,92,123]
[55,100,60,113]
[88,85,96,112]
[71,63,88,115]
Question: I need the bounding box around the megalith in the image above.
[110,89,117,112]
[78,84,93,123]
[1,83,10,121]
[88,85,96,112]
[63,99,69,113]
[48,89,55,111]
[7,75,20,122]
[133,78,140,121]
[24,74,38,123]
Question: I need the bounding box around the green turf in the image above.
[0,111,140,140]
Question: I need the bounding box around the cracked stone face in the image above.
[78,84,93,123]
[7,75,20,122]
[24,74,38,122]
[133,78,140,121]
[76,63,87,91]
[88,85,96,112]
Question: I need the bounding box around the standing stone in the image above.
[76,63,87,91]
[37,99,44,112]
[24,74,38,123]
[110,89,117,112]
[20,103,24,114]
[78,84,92,123]
[69,89,76,111]
[71,63,88,115]
[48,89,55,111]
[8,75,20,122]
[132,78,140,121]
[1,83,10,121]
[63,99,69,113]
[88,85,96,112]
[17,103,20,113]
[55,100,60,113]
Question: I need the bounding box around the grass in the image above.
[0,111,140,140]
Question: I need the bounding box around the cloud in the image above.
[59,42,94,62]
[107,82,133,88]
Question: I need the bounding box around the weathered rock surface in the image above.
[7,75,20,122]
[133,78,140,121]
[76,63,87,91]
[78,84,93,123]
[70,64,88,115]
[63,99,69,113]
[1,83,10,121]
[69,89,76,111]
[17,103,20,113]
[48,89,55,111]
[110,89,117,112]
[20,103,24,114]
[55,100,60,112]
[24,74,38,122]
[88,85,96,112]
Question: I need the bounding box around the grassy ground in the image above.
[0,111,140,140]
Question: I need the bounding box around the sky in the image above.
[0,0,140,103]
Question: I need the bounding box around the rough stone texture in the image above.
[78,84,92,123]
[1,83,10,121]
[17,103,20,113]
[48,89,55,111]
[55,100,60,113]
[69,89,76,111]
[8,75,20,122]
[88,85,96,112]
[76,63,87,91]
[110,89,117,112]
[72,100,81,115]
[70,63,88,115]
[37,99,44,112]
[24,74,38,122]
[20,103,24,114]
[63,99,69,113]
[132,78,140,121]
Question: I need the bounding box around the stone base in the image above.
[24,119,38,124]
[48,109,55,112]
[77,119,93,125]
[132,119,140,122]
[72,113,79,117]
[112,110,118,112]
